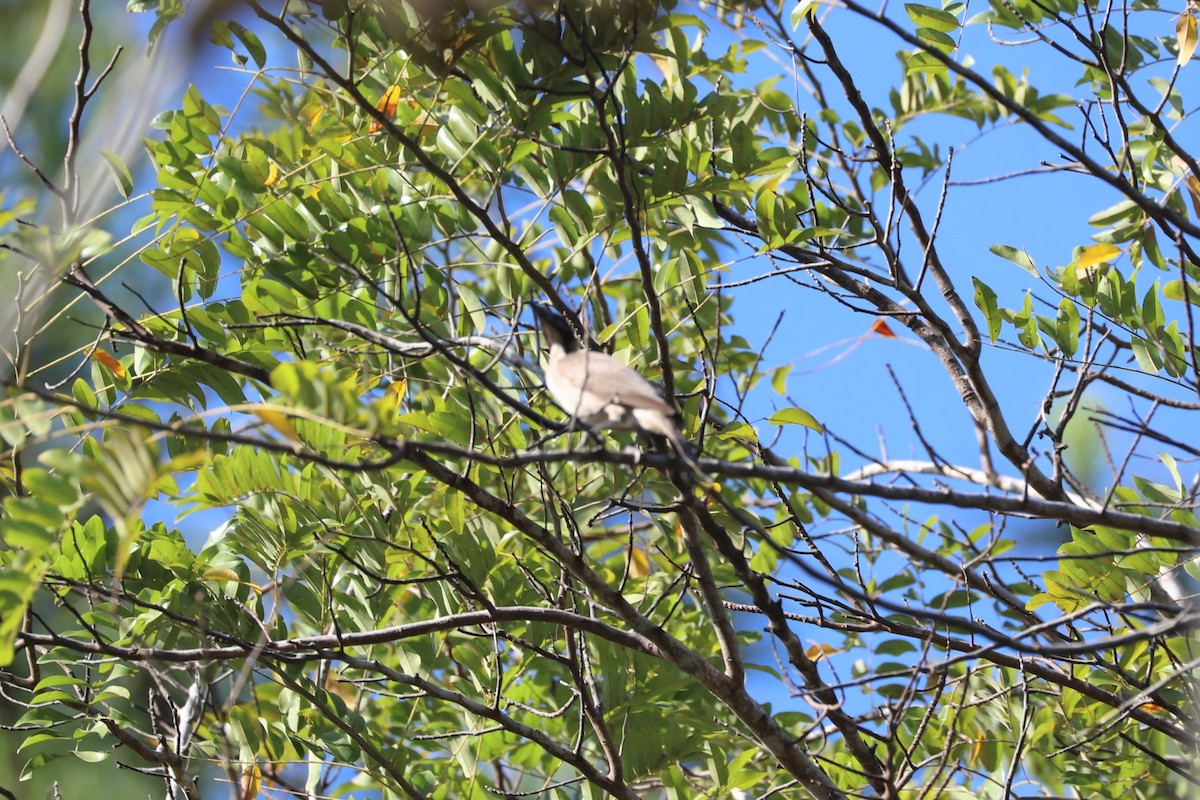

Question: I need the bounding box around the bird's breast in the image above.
[544,362,637,430]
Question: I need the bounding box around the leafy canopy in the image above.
[1,0,1198,798]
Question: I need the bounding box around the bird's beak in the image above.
[531,303,573,351]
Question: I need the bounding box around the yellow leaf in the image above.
[626,546,651,578]
[804,643,841,662]
[167,449,209,472]
[203,568,264,595]
[968,731,984,767]
[1177,12,1198,66]
[1075,243,1121,269]
[299,102,324,130]
[252,407,298,441]
[378,379,406,420]
[91,348,126,378]
[263,160,279,187]
[203,568,241,582]
[650,53,676,89]
[1186,175,1200,218]
[240,763,261,800]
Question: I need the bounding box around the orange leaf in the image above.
[369,85,403,133]
[91,348,126,378]
[869,318,897,338]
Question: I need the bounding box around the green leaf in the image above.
[100,150,134,197]
[917,27,958,54]
[771,364,792,394]
[791,0,819,29]
[716,421,758,441]
[1130,335,1162,373]
[972,277,1001,342]
[231,21,267,69]
[2,518,55,549]
[1088,199,1140,227]
[1056,297,1080,356]
[904,51,947,75]
[795,226,847,241]
[1141,281,1164,330]
[1163,279,1200,304]
[906,3,960,31]
[71,377,98,410]
[72,750,110,764]
[1014,292,1041,349]
[768,407,824,432]
[749,545,779,573]
[989,244,1039,276]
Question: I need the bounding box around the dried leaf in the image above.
[240,763,261,800]
[869,318,897,338]
[1177,12,1197,66]
[410,109,440,136]
[804,643,840,661]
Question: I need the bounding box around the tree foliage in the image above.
[1,0,1198,797]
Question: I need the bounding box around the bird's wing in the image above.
[559,352,675,413]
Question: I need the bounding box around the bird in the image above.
[530,303,701,473]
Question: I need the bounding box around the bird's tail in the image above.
[664,426,706,480]
[633,408,706,479]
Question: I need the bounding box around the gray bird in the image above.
[531,303,700,472]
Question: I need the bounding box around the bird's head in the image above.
[531,303,581,354]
